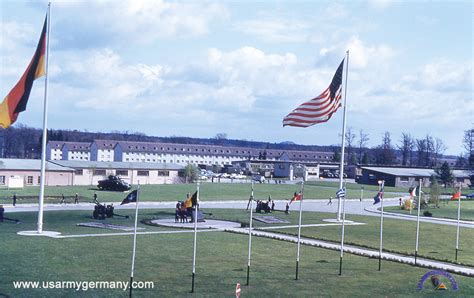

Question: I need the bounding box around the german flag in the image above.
[0,16,47,129]
[184,191,198,208]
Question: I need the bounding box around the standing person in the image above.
[12,193,17,206]
[61,194,66,204]
[74,193,79,204]
[285,203,290,214]
[399,197,402,206]
[93,192,97,202]
[327,197,333,205]
[0,204,4,222]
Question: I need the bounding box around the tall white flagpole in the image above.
[378,180,385,271]
[414,179,422,264]
[37,2,51,234]
[338,182,347,275]
[191,181,199,293]
[295,180,305,280]
[337,50,350,221]
[129,186,140,298]
[455,185,461,261]
[246,180,254,286]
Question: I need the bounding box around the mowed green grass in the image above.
[0,181,402,205]
[1,209,473,297]
[385,201,474,221]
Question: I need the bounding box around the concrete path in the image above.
[226,227,474,277]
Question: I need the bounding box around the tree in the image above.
[361,152,370,164]
[435,162,454,188]
[332,149,341,162]
[358,129,369,164]
[429,175,440,207]
[184,164,199,183]
[463,128,474,169]
[344,127,356,164]
[398,133,414,166]
[433,137,446,166]
[416,138,428,167]
[374,132,396,165]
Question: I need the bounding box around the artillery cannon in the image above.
[92,198,129,220]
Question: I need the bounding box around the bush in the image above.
[423,211,432,217]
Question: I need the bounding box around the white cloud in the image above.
[368,0,394,10]
[54,0,230,44]
[345,36,395,69]
[235,17,311,43]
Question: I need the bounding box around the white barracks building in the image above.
[47,139,334,166]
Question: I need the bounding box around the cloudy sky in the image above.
[0,0,472,155]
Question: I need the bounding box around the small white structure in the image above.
[8,175,24,188]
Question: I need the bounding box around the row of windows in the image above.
[74,170,169,177]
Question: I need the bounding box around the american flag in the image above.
[283,59,345,127]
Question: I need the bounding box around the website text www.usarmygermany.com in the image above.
[13,280,154,291]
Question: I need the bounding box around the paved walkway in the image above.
[226,227,474,277]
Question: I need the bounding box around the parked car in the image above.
[466,193,474,199]
[97,175,132,191]
[252,175,265,183]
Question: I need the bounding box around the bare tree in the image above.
[358,129,369,164]
[374,131,396,165]
[463,128,474,169]
[398,133,414,166]
[433,137,447,166]
[345,127,356,164]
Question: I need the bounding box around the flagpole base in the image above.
[414,251,418,265]
[455,248,458,262]
[191,272,195,293]
[129,276,133,298]
[18,230,60,237]
[378,256,382,271]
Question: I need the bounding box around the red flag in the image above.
[0,16,47,128]
[289,192,302,204]
[451,191,461,201]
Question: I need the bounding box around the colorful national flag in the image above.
[451,191,461,201]
[409,186,421,197]
[0,17,47,128]
[289,192,302,204]
[373,191,382,204]
[184,191,198,208]
[282,59,344,127]
[120,190,138,205]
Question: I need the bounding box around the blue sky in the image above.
[0,0,472,156]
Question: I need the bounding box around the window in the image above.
[116,170,128,176]
[137,171,149,176]
[0,176,5,185]
[75,169,83,175]
[399,176,409,182]
[158,170,169,176]
[37,176,41,184]
[94,169,106,175]
[26,176,33,185]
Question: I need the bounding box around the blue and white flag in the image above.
[336,188,346,198]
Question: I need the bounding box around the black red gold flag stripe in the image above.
[0,16,47,128]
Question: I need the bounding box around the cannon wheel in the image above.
[93,210,99,219]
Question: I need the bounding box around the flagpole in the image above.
[37,2,51,234]
[337,50,350,221]
[414,179,422,265]
[129,185,140,298]
[378,180,385,271]
[246,180,254,286]
[191,181,199,293]
[455,185,461,261]
[295,180,305,280]
[339,181,347,275]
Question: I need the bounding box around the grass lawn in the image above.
[384,201,474,222]
[1,209,473,297]
[0,182,402,205]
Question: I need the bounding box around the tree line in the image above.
[0,124,472,172]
